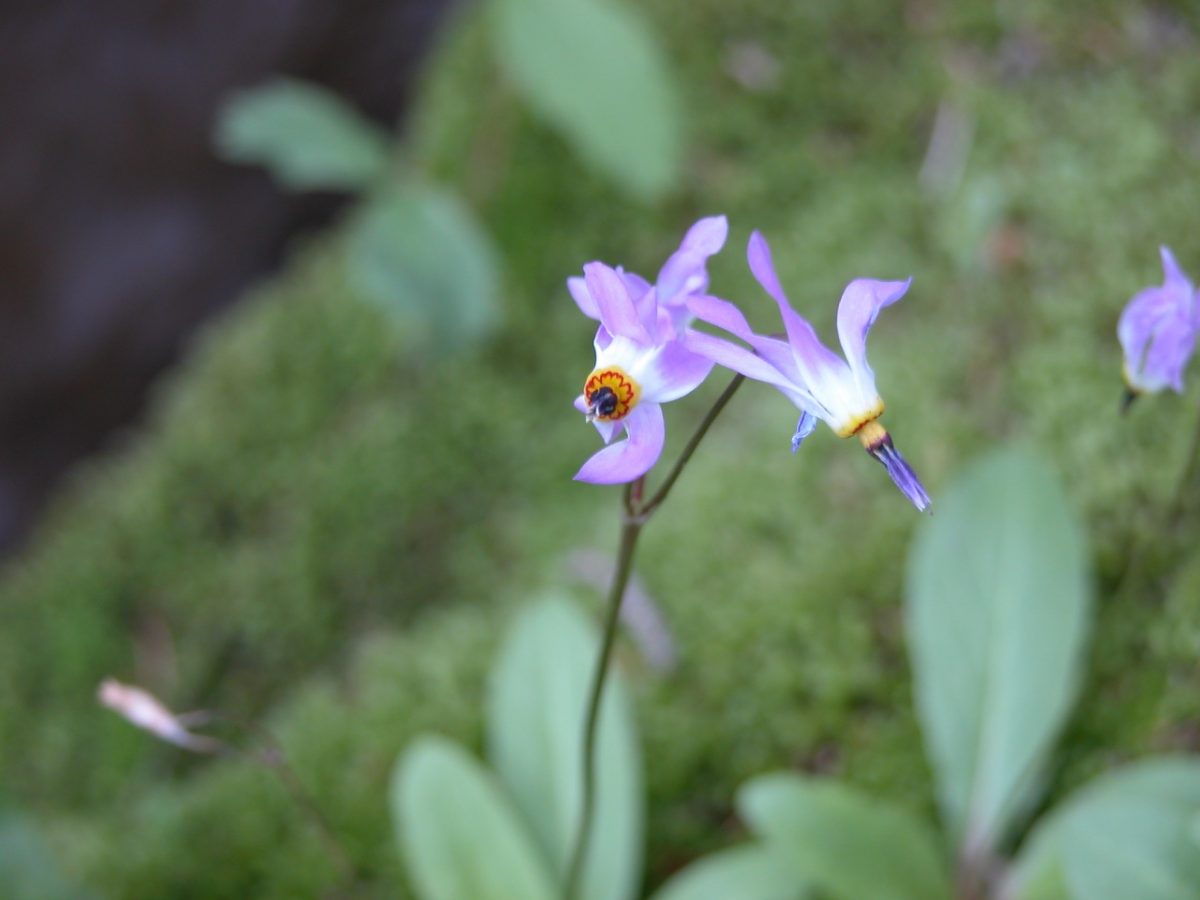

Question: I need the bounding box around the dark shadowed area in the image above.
[0,0,454,551]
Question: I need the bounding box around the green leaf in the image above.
[486,597,642,900]
[347,182,501,349]
[490,0,681,199]
[215,77,391,190]
[737,774,953,900]
[905,446,1091,850]
[391,735,558,900]
[1010,758,1200,900]
[649,845,806,900]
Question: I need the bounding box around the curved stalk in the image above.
[563,373,744,900]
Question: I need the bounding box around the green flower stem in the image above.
[640,374,746,519]
[210,713,359,887]
[562,373,744,900]
[1167,393,1200,526]
[1111,393,1200,604]
[562,483,642,900]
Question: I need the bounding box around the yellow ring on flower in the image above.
[584,366,640,421]
[835,399,886,439]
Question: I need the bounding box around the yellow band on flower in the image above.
[834,400,886,439]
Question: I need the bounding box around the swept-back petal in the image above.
[836,277,912,394]
[571,268,654,327]
[746,230,791,308]
[574,403,665,484]
[584,262,653,345]
[656,215,729,303]
[592,324,613,352]
[1160,246,1193,295]
[593,419,620,442]
[687,294,803,381]
[1143,323,1197,393]
[637,341,714,404]
[790,411,818,452]
[687,293,757,342]
[568,276,599,319]
[621,268,653,301]
[633,284,662,343]
[746,231,846,382]
[682,330,818,414]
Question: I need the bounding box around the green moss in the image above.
[4,0,1200,896]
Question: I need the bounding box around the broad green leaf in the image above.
[486,597,642,900]
[905,446,1090,850]
[1010,758,1200,900]
[348,182,500,349]
[391,736,557,900]
[1013,859,1072,900]
[737,774,953,900]
[215,78,391,190]
[490,0,681,199]
[649,845,806,900]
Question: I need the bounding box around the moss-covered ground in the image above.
[4,1,1200,896]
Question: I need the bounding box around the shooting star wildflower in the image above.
[574,261,715,484]
[1118,246,1197,407]
[569,215,728,334]
[683,230,931,511]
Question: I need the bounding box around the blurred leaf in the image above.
[0,812,93,900]
[1010,758,1200,900]
[737,775,952,900]
[490,0,681,199]
[905,446,1091,851]
[216,78,391,190]
[935,173,1011,273]
[348,182,501,349]
[649,845,806,900]
[1012,860,1072,900]
[486,597,642,900]
[391,736,557,900]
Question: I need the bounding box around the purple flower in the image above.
[574,262,715,484]
[1118,247,1197,397]
[569,215,729,336]
[683,230,931,512]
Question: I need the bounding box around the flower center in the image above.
[584,367,639,421]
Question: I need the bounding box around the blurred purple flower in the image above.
[569,215,728,336]
[1118,246,1197,397]
[574,262,714,484]
[683,230,931,512]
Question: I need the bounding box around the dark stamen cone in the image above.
[858,423,932,513]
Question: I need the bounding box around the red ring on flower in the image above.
[584,366,640,421]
